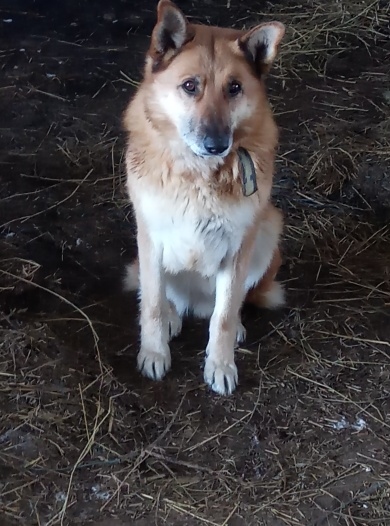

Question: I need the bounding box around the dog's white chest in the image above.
[137,190,256,276]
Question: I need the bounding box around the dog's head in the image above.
[142,0,285,159]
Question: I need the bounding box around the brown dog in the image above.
[123,0,285,395]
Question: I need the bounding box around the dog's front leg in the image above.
[136,218,171,381]
[204,248,250,396]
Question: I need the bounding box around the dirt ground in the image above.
[1,0,390,525]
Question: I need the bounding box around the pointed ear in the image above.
[151,0,189,56]
[238,22,285,75]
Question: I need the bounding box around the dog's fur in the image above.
[123,0,286,395]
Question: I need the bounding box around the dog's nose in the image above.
[203,135,230,155]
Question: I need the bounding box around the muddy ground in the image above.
[0,1,390,525]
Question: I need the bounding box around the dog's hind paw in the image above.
[137,346,171,381]
[168,302,182,340]
[204,357,238,396]
[236,322,246,344]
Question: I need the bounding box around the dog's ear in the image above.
[151,0,189,56]
[238,22,285,76]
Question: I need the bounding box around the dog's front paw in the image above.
[137,345,171,381]
[204,356,238,395]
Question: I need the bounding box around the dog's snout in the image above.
[203,136,229,155]
[203,128,231,156]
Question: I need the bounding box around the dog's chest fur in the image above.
[136,184,257,277]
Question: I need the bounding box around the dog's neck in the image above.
[161,134,233,178]
[164,138,257,196]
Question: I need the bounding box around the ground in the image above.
[0,0,389,525]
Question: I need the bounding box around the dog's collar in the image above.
[237,147,258,197]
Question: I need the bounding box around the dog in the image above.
[123,0,286,395]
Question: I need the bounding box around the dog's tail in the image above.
[123,258,139,291]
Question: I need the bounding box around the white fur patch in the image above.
[133,187,281,321]
[137,189,257,279]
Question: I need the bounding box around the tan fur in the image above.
[246,247,283,307]
[123,0,286,395]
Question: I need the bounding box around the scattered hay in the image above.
[0,1,389,525]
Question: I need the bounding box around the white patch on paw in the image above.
[236,322,246,344]
[137,346,171,380]
[204,357,238,395]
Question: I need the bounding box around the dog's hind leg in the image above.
[245,247,285,309]
[244,205,285,310]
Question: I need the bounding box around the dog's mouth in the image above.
[189,140,233,160]
[195,149,231,159]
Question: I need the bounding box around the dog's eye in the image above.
[228,81,242,97]
[182,79,197,95]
